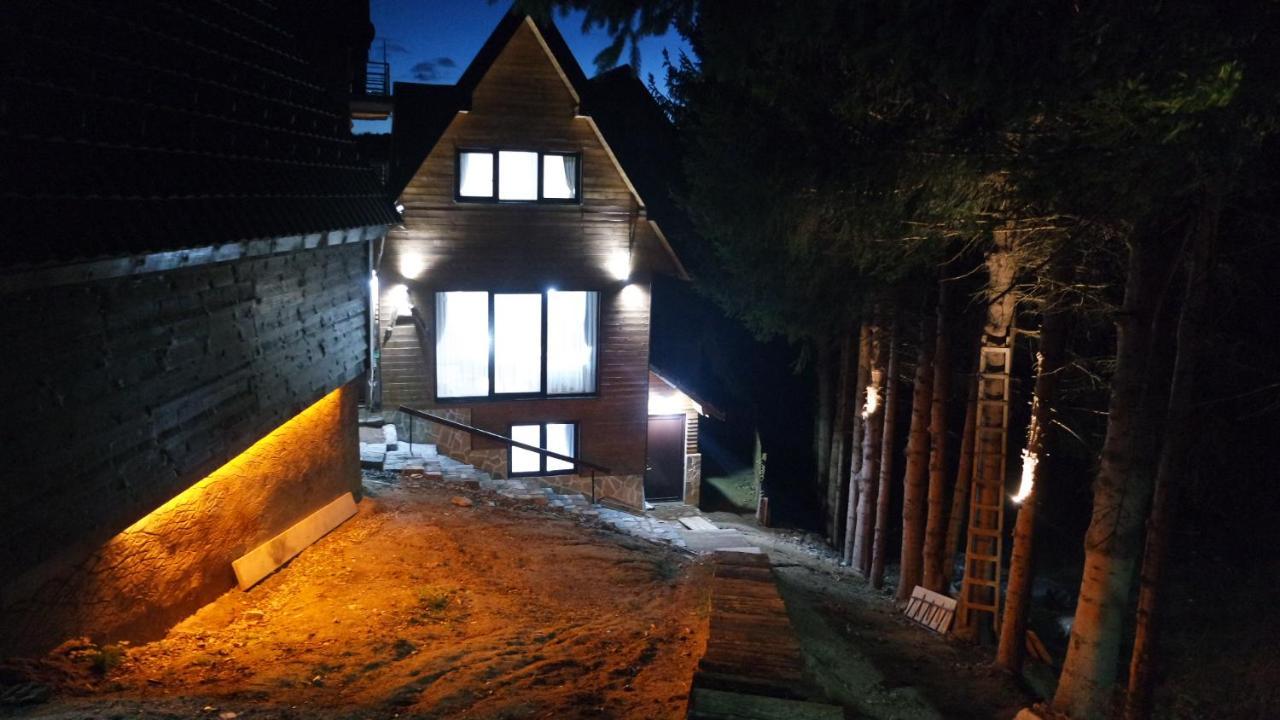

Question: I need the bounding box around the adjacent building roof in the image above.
[0,0,398,269]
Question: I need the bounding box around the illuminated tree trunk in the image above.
[1053,238,1175,720]
[843,320,873,565]
[827,330,857,546]
[870,313,900,587]
[852,321,886,574]
[814,337,834,526]
[996,286,1068,672]
[1124,197,1218,720]
[942,371,978,589]
[897,310,935,602]
[923,283,954,592]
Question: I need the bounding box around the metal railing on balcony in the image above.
[364,59,390,98]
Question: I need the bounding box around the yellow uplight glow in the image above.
[1012,448,1039,504]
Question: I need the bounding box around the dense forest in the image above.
[522,2,1280,719]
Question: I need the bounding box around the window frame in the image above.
[508,421,579,477]
[433,288,600,403]
[454,147,582,204]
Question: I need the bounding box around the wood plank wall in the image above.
[0,240,370,606]
[385,21,654,476]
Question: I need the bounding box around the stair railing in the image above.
[397,405,611,504]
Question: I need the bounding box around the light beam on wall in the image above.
[606,249,631,281]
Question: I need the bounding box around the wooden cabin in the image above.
[380,12,700,509]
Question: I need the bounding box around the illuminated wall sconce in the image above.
[620,282,646,308]
[395,202,406,215]
[606,249,631,281]
[398,254,427,280]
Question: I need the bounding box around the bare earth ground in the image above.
[4,474,1036,720]
[7,475,709,719]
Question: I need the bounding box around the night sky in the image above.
[354,0,693,133]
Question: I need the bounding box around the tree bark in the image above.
[897,310,936,601]
[814,337,835,526]
[870,313,901,587]
[923,282,954,592]
[996,276,1069,672]
[827,329,857,546]
[1123,196,1219,720]
[852,321,886,574]
[844,320,873,565]
[942,369,978,589]
[1052,237,1179,720]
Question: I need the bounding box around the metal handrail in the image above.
[397,405,612,502]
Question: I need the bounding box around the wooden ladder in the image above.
[956,344,1011,637]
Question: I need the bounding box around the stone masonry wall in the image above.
[684,453,702,508]
[0,240,370,656]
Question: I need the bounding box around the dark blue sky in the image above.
[354,0,692,133]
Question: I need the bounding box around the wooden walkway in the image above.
[688,551,843,719]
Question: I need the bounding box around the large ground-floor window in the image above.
[435,290,598,400]
[510,422,577,476]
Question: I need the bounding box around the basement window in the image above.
[510,422,578,475]
[435,290,598,400]
[455,149,581,202]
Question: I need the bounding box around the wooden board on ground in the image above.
[681,530,756,553]
[679,515,720,531]
[688,688,843,720]
[689,550,842,716]
[232,492,357,590]
[904,585,957,634]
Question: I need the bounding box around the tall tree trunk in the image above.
[870,313,901,587]
[1123,197,1219,720]
[1052,237,1179,720]
[853,321,887,574]
[827,330,857,546]
[897,310,936,601]
[844,320,873,565]
[814,338,835,524]
[943,369,978,589]
[996,276,1069,672]
[923,282,954,592]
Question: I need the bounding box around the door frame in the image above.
[645,413,687,502]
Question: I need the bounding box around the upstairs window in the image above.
[456,149,580,203]
[435,290,599,399]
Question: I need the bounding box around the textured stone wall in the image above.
[684,454,702,508]
[0,384,360,655]
[0,240,370,656]
[547,474,644,510]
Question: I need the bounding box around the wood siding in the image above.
[383,20,653,477]
[0,240,370,643]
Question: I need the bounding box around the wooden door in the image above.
[645,414,685,502]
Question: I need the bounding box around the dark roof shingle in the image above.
[0,0,397,268]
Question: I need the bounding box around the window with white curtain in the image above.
[542,154,578,199]
[493,293,542,394]
[498,151,539,201]
[510,422,577,475]
[510,424,543,474]
[434,290,598,400]
[547,290,598,395]
[456,149,580,202]
[457,151,494,198]
[435,291,490,398]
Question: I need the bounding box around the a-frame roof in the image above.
[390,11,691,280]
